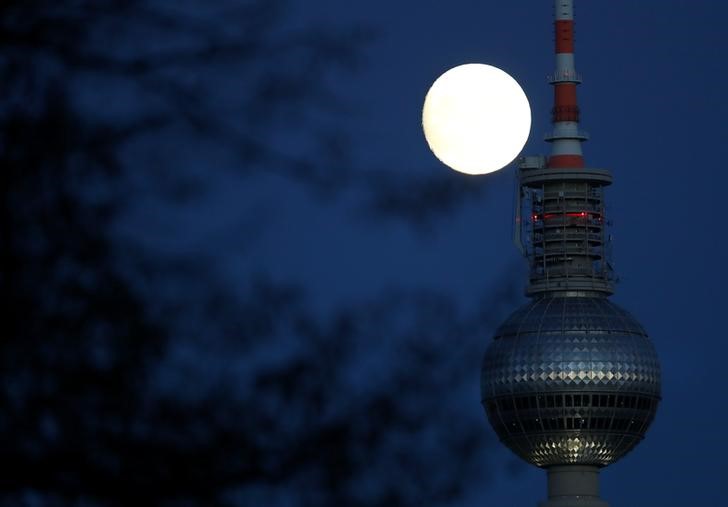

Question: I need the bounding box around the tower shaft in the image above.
[539,467,609,507]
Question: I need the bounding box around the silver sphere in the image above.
[481,296,661,467]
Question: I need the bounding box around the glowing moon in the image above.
[422,63,531,175]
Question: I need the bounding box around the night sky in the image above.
[5,1,728,506]
[262,2,728,504]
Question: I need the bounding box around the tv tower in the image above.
[480,1,661,506]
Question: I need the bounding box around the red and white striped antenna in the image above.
[546,0,588,169]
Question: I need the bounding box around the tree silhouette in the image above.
[1,1,515,505]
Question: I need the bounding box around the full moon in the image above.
[422,63,531,175]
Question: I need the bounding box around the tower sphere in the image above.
[481,295,661,467]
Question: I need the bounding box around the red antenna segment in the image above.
[546,0,588,169]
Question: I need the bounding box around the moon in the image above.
[422,63,531,175]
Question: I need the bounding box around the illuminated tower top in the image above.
[517,0,614,296]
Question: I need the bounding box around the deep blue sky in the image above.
[284,1,728,505]
[121,1,727,505]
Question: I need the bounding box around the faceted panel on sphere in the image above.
[481,296,661,467]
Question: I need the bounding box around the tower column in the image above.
[539,466,609,507]
[480,3,661,507]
